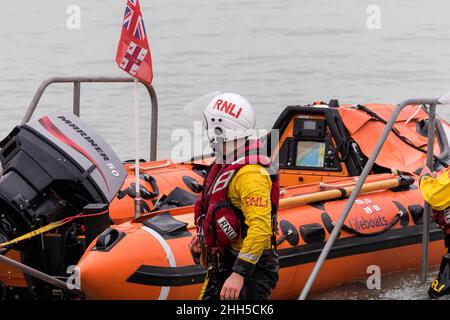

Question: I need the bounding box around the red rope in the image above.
[61,210,109,224]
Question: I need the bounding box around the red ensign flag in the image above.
[116,0,153,84]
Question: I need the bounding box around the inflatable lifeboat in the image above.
[76,101,450,299]
[0,93,449,299]
[78,173,446,299]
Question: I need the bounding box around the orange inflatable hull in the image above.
[77,174,446,299]
[1,103,448,298]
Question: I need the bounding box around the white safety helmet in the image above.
[204,92,256,144]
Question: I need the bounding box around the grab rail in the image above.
[299,98,445,300]
[21,76,159,161]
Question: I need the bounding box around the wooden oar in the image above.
[279,176,412,209]
[174,176,414,229]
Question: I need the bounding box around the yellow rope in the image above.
[0,220,66,248]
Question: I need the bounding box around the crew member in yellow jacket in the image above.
[189,92,279,300]
[420,166,450,235]
[420,166,450,298]
[228,164,274,264]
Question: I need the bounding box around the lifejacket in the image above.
[194,139,279,250]
[432,208,450,236]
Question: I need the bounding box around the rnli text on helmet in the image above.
[213,99,243,119]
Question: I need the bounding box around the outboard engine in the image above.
[0,112,125,298]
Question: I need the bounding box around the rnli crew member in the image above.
[188,92,279,300]
[419,166,450,297]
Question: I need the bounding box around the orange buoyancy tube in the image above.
[109,173,158,223]
[76,177,446,300]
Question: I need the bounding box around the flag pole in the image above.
[134,77,141,218]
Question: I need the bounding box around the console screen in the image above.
[295,141,325,167]
[303,120,317,130]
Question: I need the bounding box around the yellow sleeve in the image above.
[228,164,273,276]
[420,170,450,211]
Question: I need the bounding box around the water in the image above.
[1,0,450,299]
[311,266,450,300]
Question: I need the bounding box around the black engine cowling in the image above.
[0,111,126,249]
